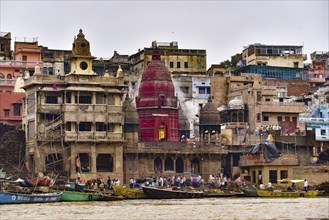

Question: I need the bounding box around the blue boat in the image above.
[0,191,62,204]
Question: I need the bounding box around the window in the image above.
[124,81,129,85]
[22,55,27,61]
[198,87,210,94]
[164,157,174,171]
[292,117,297,122]
[13,103,21,116]
[280,170,288,183]
[293,62,299,68]
[66,92,71,103]
[180,87,189,94]
[257,113,261,122]
[321,129,326,135]
[0,43,4,52]
[263,115,269,121]
[184,62,188,68]
[177,62,181,68]
[265,98,270,102]
[78,122,92,131]
[269,170,277,184]
[4,109,10,117]
[131,81,136,90]
[96,154,113,172]
[175,157,184,173]
[96,122,107,131]
[170,62,174,68]
[76,95,92,104]
[79,153,90,172]
[277,116,282,122]
[285,116,290,122]
[46,96,58,104]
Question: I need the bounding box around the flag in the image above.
[53,83,57,91]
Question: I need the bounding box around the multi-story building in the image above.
[22,29,126,180]
[0,33,42,125]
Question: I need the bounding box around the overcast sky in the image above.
[1,0,328,67]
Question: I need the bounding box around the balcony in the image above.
[258,101,306,113]
[124,142,228,155]
[239,154,299,167]
[0,60,43,69]
[0,79,16,85]
[64,131,123,142]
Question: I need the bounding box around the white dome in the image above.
[228,97,244,110]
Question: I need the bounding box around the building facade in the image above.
[22,30,126,181]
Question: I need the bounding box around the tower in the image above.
[136,50,179,142]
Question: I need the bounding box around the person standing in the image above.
[304,179,308,192]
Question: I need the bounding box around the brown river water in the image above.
[0,197,328,220]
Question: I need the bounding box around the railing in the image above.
[239,154,299,166]
[124,142,228,154]
[257,101,305,107]
[0,79,16,85]
[300,117,329,124]
[0,60,43,69]
[64,131,123,142]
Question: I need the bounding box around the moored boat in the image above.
[0,191,62,204]
[59,191,101,201]
[142,186,204,199]
[112,185,145,199]
[241,186,258,197]
[256,189,318,197]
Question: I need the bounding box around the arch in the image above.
[6,74,12,79]
[175,157,184,173]
[164,157,174,171]
[96,154,113,172]
[0,73,4,78]
[154,156,163,173]
[191,157,200,174]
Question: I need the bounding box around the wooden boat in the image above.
[142,186,204,199]
[60,191,101,201]
[241,186,258,197]
[100,193,124,201]
[204,190,242,197]
[256,189,318,197]
[112,185,145,199]
[0,191,62,204]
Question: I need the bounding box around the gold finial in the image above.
[104,70,110,78]
[116,65,123,78]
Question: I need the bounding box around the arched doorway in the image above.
[154,156,163,173]
[191,157,200,174]
[164,157,174,171]
[158,123,166,141]
[175,157,184,173]
[6,74,12,79]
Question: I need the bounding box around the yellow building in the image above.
[22,29,127,181]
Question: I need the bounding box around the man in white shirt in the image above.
[304,179,308,191]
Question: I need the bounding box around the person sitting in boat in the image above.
[267,181,272,189]
[260,183,265,189]
[291,182,296,191]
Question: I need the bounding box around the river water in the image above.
[0,197,328,220]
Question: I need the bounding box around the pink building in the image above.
[0,33,42,125]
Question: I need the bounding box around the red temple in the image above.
[136,50,179,142]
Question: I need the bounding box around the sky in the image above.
[0,0,328,68]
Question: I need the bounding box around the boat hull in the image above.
[256,189,318,197]
[112,185,145,199]
[0,191,62,204]
[142,186,204,199]
[60,191,101,201]
[241,187,258,197]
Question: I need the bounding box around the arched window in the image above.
[6,74,12,79]
[175,157,184,173]
[164,157,174,171]
[96,154,113,172]
[154,157,162,173]
[191,158,200,174]
[0,73,4,78]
